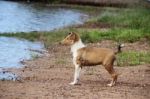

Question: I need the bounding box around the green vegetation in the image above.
[95,8,150,29]
[0,30,69,47]
[117,51,150,66]
[96,8,150,30]
[80,28,149,43]
[84,7,150,43]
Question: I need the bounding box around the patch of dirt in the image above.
[0,41,150,99]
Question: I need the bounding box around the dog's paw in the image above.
[69,82,77,85]
[107,83,113,87]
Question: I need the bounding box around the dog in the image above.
[60,32,123,87]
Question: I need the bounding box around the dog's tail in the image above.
[115,43,124,54]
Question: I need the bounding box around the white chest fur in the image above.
[71,39,85,65]
[69,39,85,85]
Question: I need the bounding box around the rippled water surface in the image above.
[0,1,87,33]
[0,37,44,68]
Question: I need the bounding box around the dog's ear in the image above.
[68,32,72,35]
[68,32,76,35]
[68,32,76,37]
[73,33,79,42]
[68,32,79,41]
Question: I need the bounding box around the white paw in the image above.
[69,81,77,85]
[107,83,113,87]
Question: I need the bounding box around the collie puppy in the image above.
[60,32,123,86]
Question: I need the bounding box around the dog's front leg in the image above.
[70,64,81,85]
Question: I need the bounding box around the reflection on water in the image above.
[0,37,45,68]
[0,1,87,33]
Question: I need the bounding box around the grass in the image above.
[117,51,150,66]
[1,27,149,44]
[97,8,150,30]
[0,30,69,48]
[79,28,150,43]
[80,7,150,43]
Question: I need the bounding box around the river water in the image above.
[0,37,45,68]
[0,0,88,80]
[0,1,87,33]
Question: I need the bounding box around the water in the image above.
[0,37,45,68]
[0,69,20,81]
[0,37,45,80]
[0,1,87,33]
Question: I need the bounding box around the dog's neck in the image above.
[71,39,85,57]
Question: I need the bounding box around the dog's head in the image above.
[60,32,80,45]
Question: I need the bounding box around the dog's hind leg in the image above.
[103,58,118,87]
[105,65,118,87]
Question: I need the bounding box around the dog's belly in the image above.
[81,62,101,66]
[77,57,102,66]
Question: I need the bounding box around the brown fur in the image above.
[76,47,118,84]
[61,32,79,45]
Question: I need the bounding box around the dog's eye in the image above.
[66,37,69,40]
[68,32,71,35]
